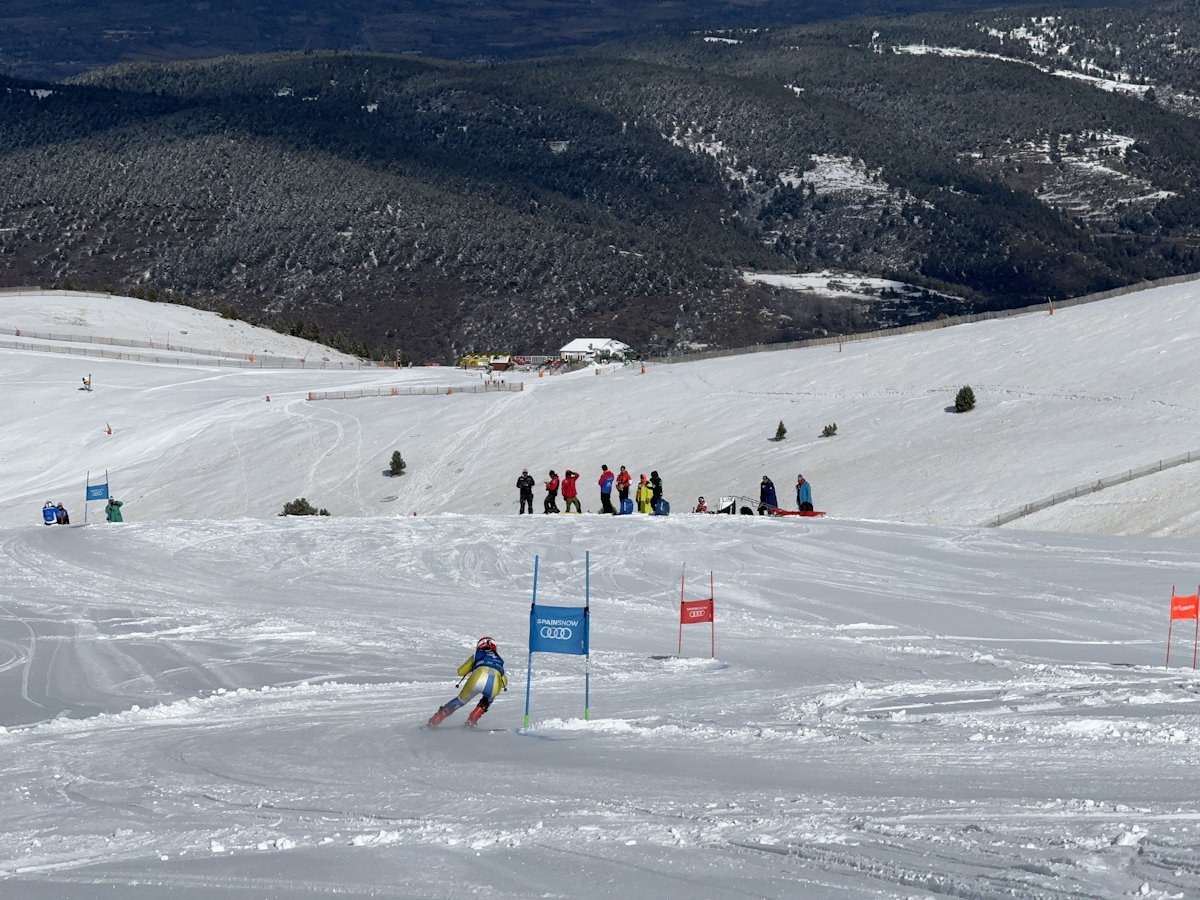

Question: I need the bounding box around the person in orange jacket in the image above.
[615,466,633,505]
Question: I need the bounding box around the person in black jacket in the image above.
[516,469,535,514]
[649,470,664,515]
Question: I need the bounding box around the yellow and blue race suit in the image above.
[441,649,507,714]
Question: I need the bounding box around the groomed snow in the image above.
[3,285,1200,898]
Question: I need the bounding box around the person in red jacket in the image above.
[543,471,561,514]
[561,470,581,513]
[615,466,633,506]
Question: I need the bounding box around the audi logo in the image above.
[686,609,707,618]
[539,626,574,640]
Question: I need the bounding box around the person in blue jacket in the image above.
[758,476,778,515]
[598,465,617,514]
[796,474,814,512]
[427,637,508,728]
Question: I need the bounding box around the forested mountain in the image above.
[0,0,1121,83]
[2,3,1198,360]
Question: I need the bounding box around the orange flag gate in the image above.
[1166,585,1200,668]
[678,570,715,659]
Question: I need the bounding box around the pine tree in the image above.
[389,450,407,476]
[281,497,330,516]
[955,385,976,413]
[775,420,787,441]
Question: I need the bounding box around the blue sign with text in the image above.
[529,604,588,656]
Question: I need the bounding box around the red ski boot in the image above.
[465,701,487,728]
[427,705,452,728]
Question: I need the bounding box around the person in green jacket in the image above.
[105,498,123,522]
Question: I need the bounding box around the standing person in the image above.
[562,470,581,513]
[649,471,664,515]
[598,465,617,514]
[106,498,123,522]
[758,476,777,515]
[693,497,708,513]
[796,474,814,512]
[615,466,632,505]
[516,469,535,514]
[543,471,560,514]
[636,474,653,514]
[55,503,69,525]
[427,637,508,728]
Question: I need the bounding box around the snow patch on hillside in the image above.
[779,155,889,196]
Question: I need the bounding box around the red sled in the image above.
[727,495,826,518]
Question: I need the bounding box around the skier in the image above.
[758,476,777,515]
[543,471,560,514]
[106,498,123,522]
[636,474,653,514]
[42,501,57,525]
[562,470,581,513]
[427,637,508,728]
[516,469,535,514]
[615,466,632,505]
[598,465,617,514]
[796,474,814,512]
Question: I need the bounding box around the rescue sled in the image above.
[728,495,825,517]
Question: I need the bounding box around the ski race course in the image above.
[2,287,1200,898]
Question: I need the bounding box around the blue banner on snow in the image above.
[529,604,588,655]
[86,483,109,501]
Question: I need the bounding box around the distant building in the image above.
[559,338,631,362]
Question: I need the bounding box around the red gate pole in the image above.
[1167,585,1175,668]
[1193,585,1199,669]
[710,571,715,659]
[677,571,686,658]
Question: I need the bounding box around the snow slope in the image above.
[2,287,1200,898]
[3,284,1199,535]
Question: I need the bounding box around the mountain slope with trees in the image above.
[1,3,1198,359]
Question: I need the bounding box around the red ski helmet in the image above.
[477,636,498,654]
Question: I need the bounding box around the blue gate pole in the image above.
[584,550,590,720]
[523,555,539,729]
